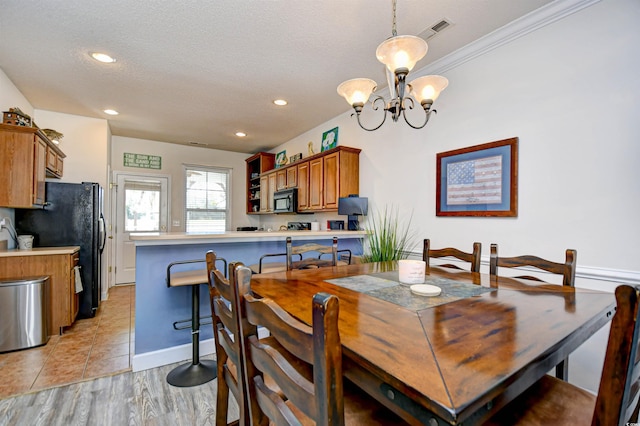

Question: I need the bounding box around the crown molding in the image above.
[415,0,602,77]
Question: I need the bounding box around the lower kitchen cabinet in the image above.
[0,247,80,336]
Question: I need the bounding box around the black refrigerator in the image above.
[15,182,106,318]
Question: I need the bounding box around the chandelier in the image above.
[337,0,448,131]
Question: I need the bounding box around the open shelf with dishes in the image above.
[245,152,275,214]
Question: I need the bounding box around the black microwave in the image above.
[273,188,298,213]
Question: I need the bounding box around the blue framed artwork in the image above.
[436,137,518,217]
[321,127,338,152]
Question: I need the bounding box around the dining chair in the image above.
[422,239,482,272]
[486,284,640,426]
[206,251,252,426]
[249,236,351,273]
[489,243,577,381]
[232,264,405,425]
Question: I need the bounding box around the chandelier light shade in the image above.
[409,75,449,105]
[337,0,449,131]
[337,78,378,108]
[376,35,427,73]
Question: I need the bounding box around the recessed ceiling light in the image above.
[91,52,116,63]
[273,99,287,106]
[103,109,119,115]
[235,132,247,137]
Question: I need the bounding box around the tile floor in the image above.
[0,284,135,400]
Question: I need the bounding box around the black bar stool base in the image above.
[166,359,217,387]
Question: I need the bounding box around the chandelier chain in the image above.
[391,0,397,37]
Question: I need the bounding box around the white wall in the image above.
[275,0,640,273]
[271,0,640,391]
[111,136,251,231]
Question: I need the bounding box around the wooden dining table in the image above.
[249,261,616,425]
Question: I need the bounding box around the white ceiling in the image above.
[0,0,553,154]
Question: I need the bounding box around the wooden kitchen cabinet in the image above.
[245,152,275,214]
[259,175,269,212]
[308,157,324,210]
[276,169,287,191]
[274,167,297,191]
[34,135,46,205]
[0,124,65,208]
[267,173,276,212]
[259,173,277,213]
[46,144,65,178]
[297,161,309,210]
[247,146,360,214]
[0,247,80,336]
[301,146,361,212]
[286,166,297,188]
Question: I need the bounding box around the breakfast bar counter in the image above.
[131,230,367,245]
[130,230,366,371]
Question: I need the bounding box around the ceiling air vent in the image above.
[418,18,453,41]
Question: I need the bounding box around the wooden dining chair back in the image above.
[489,243,576,286]
[489,243,577,380]
[286,236,338,271]
[422,239,482,272]
[486,284,640,426]
[249,237,349,274]
[233,264,404,426]
[206,251,254,426]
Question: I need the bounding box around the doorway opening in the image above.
[112,172,170,285]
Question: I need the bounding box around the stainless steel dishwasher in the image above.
[0,276,49,353]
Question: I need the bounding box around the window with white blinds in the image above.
[184,166,230,233]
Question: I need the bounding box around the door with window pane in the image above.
[185,166,229,233]
[114,173,169,284]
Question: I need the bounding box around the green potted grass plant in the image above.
[360,205,416,262]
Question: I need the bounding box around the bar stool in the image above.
[166,257,226,387]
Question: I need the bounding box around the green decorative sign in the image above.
[123,153,162,169]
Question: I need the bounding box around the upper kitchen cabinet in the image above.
[46,143,65,178]
[301,146,360,211]
[253,146,360,213]
[0,124,66,208]
[246,152,275,214]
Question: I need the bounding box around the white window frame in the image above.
[184,164,232,232]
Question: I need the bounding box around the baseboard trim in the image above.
[132,327,270,372]
[132,338,216,372]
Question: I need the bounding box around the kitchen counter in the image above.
[130,230,368,246]
[0,246,80,257]
[130,230,366,371]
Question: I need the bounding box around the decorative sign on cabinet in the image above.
[245,146,360,214]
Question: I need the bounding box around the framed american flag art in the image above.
[436,137,518,217]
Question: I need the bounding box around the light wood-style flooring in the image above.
[0,284,239,425]
[0,285,135,400]
[0,355,237,425]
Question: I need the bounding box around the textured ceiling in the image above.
[0,0,553,154]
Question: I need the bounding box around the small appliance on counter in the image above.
[236,226,258,231]
[327,220,345,230]
[287,222,311,231]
